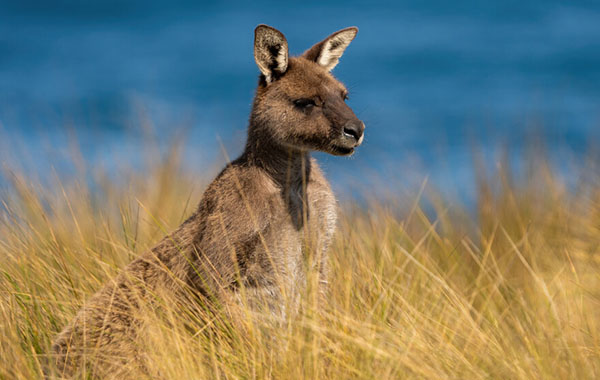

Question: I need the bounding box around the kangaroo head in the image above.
[250,25,364,156]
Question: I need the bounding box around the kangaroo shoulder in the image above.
[198,163,280,233]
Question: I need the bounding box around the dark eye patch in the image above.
[293,98,316,109]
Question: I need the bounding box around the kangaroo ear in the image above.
[254,24,289,83]
[303,27,358,71]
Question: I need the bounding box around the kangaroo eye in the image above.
[293,98,316,109]
[342,92,349,101]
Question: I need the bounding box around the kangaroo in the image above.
[51,24,364,378]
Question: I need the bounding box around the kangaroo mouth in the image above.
[331,145,355,156]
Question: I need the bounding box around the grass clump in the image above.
[0,149,599,379]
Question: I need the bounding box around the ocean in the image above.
[1,0,599,201]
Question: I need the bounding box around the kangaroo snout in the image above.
[342,120,365,146]
[332,120,364,156]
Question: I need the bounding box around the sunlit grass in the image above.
[1,146,599,379]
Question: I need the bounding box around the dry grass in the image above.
[1,146,599,379]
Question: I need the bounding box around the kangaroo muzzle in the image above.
[342,120,365,147]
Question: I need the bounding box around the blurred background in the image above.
[1,0,599,202]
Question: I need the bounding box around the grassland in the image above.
[0,147,599,379]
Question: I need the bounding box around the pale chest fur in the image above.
[304,173,338,257]
[230,161,337,314]
[270,162,337,285]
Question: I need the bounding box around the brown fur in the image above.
[51,24,364,378]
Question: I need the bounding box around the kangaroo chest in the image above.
[232,162,338,292]
[282,176,337,263]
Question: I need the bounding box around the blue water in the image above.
[1,1,599,200]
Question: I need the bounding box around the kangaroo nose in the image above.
[342,121,365,145]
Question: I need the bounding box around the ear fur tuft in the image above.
[254,24,289,83]
[303,27,358,71]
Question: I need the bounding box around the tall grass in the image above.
[1,146,599,379]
